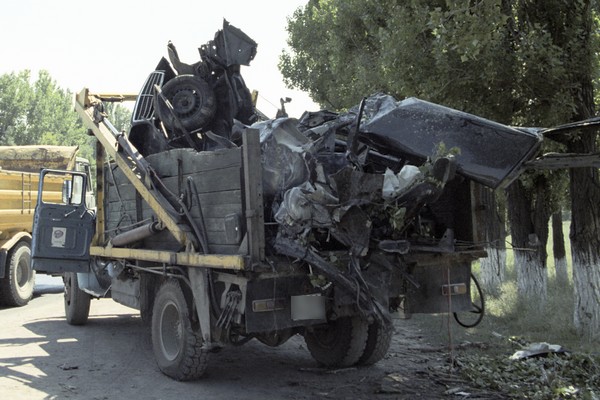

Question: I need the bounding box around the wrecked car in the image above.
[30,21,541,380]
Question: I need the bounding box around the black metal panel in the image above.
[406,263,472,314]
[244,275,321,334]
[361,97,542,189]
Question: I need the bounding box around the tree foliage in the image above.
[0,70,132,164]
[281,0,587,126]
[104,102,132,135]
[0,71,33,144]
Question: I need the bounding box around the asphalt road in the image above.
[0,276,476,400]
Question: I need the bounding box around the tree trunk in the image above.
[551,211,568,286]
[506,180,548,307]
[569,157,600,339]
[564,0,600,341]
[475,185,506,297]
[568,136,600,339]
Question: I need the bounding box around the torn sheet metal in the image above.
[274,181,337,233]
[200,20,257,67]
[330,166,383,205]
[255,118,312,196]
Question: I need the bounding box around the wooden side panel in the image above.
[103,148,245,254]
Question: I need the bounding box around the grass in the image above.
[409,220,600,398]
[415,220,589,349]
[481,220,589,350]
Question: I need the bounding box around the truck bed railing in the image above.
[74,89,248,270]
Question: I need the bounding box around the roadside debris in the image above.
[57,363,79,371]
[509,342,568,360]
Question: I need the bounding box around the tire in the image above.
[154,75,216,133]
[151,279,209,381]
[357,321,393,365]
[304,316,368,368]
[63,272,91,325]
[0,242,35,307]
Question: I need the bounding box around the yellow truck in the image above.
[0,145,91,306]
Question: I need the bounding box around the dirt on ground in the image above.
[0,278,504,400]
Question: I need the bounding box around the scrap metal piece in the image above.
[274,181,337,233]
[330,206,371,257]
[167,41,201,76]
[510,342,568,360]
[274,235,389,323]
[255,118,311,196]
[378,240,410,254]
[330,166,383,204]
[346,97,366,165]
[200,19,257,67]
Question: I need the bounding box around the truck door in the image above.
[31,169,95,273]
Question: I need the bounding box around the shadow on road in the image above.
[1,300,476,399]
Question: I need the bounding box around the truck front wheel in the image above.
[304,316,368,368]
[151,279,209,381]
[64,272,91,325]
[0,242,35,307]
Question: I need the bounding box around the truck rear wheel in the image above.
[304,316,368,368]
[64,272,91,325]
[0,242,35,307]
[151,279,209,381]
[357,320,393,365]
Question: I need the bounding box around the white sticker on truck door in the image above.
[51,227,67,248]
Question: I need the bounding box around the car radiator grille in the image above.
[131,71,165,123]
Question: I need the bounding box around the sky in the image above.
[0,0,317,118]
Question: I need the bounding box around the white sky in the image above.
[0,0,317,118]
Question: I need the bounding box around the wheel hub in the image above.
[160,300,183,361]
[16,257,30,288]
[171,89,200,118]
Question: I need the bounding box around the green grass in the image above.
[408,221,600,398]
[415,220,594,352]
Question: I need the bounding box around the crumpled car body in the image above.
[357,95,542,189]
[122,22,544,326]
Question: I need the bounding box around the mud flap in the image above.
[188,267,212,346]
[406,262,472,314]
